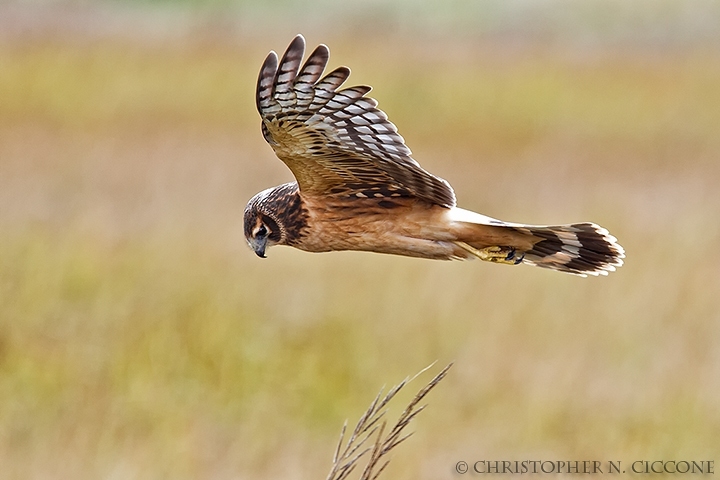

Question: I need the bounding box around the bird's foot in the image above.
[455,242,524,265]
[479,246,524,265]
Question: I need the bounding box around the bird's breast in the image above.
[293,196,456,258]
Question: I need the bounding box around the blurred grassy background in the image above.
[1,0,719,478]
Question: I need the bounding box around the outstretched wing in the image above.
[256,35,456,208]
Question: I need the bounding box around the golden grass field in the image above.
[1,2,719,478]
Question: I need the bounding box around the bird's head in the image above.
[244,188,285,258]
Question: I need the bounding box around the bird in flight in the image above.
[244,35,624,276]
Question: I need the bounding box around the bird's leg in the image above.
[454,242,524,265]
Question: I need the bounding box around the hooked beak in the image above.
[252,236,268,258]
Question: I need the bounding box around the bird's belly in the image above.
[293,207,460,260]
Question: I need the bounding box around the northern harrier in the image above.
[244,35,624,276]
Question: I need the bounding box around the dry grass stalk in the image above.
[326,363,453,480]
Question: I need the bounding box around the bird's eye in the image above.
[257,225,268,237]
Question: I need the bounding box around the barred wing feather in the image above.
[256,35,456,208]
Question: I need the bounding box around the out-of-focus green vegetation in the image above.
[1,2,720,479]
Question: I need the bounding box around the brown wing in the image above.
[256,35,456,208]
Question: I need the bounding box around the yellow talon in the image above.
[455,242,524,265]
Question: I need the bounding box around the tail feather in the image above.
[517,223,625,277]
[447,208,623,276]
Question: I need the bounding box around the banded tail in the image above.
[449,209,625,277]
[515,223,624,276]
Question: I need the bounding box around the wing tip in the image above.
[256,50,279,113]
[286,34,306,55]
[308,43,330,66]
[275,35,306,89]
[333,65,352,78]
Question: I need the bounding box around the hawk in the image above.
[244,35,624,277]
